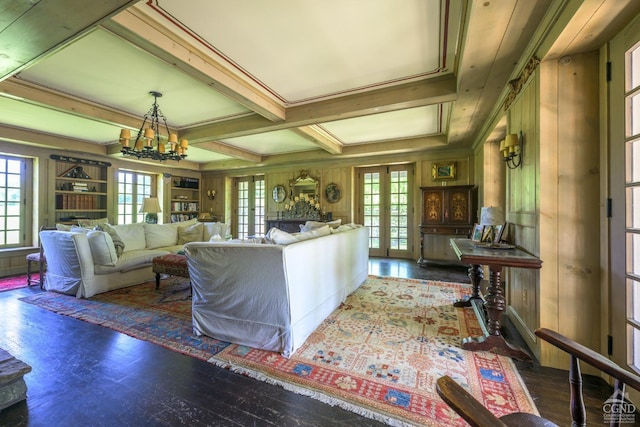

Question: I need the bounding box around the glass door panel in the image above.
[359,165,413,259]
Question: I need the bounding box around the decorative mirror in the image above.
[283,171,321,219]
[289,170,319,200]
[272,185,286,203]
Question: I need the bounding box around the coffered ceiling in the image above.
[0,0,637,171]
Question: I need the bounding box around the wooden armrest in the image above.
[535,328,640,391]
[436,375,509,427]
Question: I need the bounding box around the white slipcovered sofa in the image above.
[184,224,369,357]
[40,220,228,298]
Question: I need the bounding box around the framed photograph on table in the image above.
[471,224,484,242]
[493,223,506,243]
[481,226,494,242]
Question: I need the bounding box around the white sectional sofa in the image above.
[40,220,228,298]
[185,225,369,357]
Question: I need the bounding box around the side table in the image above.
[450,238,542,361]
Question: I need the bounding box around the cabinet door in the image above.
[421,189,444,225]
[445,188,471,224]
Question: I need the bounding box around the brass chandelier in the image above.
[119,91,188,162]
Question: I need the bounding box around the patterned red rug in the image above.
[0,274,29,292]
[20,276,538,426]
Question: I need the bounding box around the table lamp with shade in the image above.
[141,197,161,224]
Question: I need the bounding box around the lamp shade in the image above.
[141,197,161,214]
[504,133,519,152]
[479,206,504,225]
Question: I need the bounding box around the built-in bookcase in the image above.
[51,155,110,225]
[169,175,200,222]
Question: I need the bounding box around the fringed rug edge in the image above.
[208,355,423,427]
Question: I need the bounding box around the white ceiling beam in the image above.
[181,74,457,143]
[192,141,263,163]
[0,124,107,155]
[294,126,343,155]
[197,134,447,171]
[0,77,144,131]
[102,7,286,123]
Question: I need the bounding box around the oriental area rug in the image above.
[0,274,29,292]
[20,275,538,426]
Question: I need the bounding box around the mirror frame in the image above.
[289,170,319,200]
[272,185,286,203]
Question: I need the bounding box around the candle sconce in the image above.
[207,190,216,200]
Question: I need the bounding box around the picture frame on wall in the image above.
[325,183,341,203]
[471,224,484,242]
[431,162,456,181]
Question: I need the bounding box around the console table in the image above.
[450,238,542,361]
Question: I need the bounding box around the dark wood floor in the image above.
[0,258,615,426]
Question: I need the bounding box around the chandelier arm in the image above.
[120,91,186,162]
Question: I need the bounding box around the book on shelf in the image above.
[56,193,97,210]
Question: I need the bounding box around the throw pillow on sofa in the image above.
[111,223,146,252]
[178,222,204,244]
[86,230,118,266]
[144,223,178,249]
[96,223,125,257]
[77,217,109,228]
[265,227,297,245]
[293,224,331,241]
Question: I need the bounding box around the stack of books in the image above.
[72,183,89,192]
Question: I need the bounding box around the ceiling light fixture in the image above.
[119,91,188,162]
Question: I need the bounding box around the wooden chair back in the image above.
[436,327,640,427]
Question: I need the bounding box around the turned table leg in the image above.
[453,264,484,307]
[461,265,530,361]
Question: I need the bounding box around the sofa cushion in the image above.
[266,227,297,245]
[111,223,146,252]
[93,248,171,274]
[86,230,118,266]
[77,217,109,228]
[293,225,331,241]
[203,222,229,240]
[70,226,92,234]
[144,223,178,249]
[55,223,72,231]
[178,222,204,244]
[96,223,125,257]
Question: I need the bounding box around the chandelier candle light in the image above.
[119,91,188,162]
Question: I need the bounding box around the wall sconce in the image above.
[499,131,523,169]
[207,190,216,200]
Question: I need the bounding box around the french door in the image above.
[235,176,265,239]
[358,165,413,258]
[611,17,640,378]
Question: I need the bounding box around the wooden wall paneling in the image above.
[538,60,560,366]
[505,73,543,358]
[321,167,351,223]
[555,51,601,358]
[266,170,291,217]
